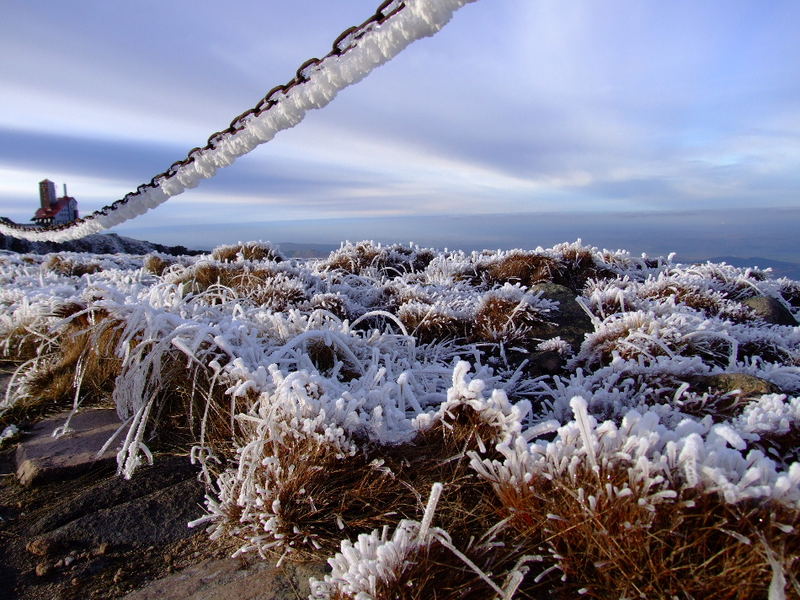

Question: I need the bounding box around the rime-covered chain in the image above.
[0,0,477,242]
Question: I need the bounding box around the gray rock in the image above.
[529,283,594,350]
[15,409,130,486]
[741,296,798,326]
[0,369,12,398]
[29,454,199,535]
[123,556,326,600]
[44,476,204,548]
[690,373,779,399]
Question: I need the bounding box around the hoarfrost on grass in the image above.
[1,238,798,595]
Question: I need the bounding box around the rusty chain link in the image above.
[0,0,406,235]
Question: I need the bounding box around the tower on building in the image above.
[38,179,57,210]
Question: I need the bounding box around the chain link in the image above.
[0,0,407,236]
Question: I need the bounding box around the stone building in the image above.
[32,179,79,226]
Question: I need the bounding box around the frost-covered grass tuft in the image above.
[321,241,434,278]
[43,254,101,277]
[211,240,283,263]
[472,283,555,346]
[1,240,799,597]
[142,253,175,276]
[483,250,561,287]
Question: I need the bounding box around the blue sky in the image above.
[1,1,799,255]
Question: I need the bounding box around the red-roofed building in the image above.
[32,179,79,226]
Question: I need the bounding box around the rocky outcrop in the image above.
[0,232,200,256]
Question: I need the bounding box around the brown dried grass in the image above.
[698,265,766,301]
[357,538,521,600]
[0,323,47,364]
[479,249,613,292]
[182,266,309,311]
[554,246,616,290]
[379,284,432,312]
[322,242,433,277]
[0,299,258,454]
[0,304,126,429]
[323,242,381,274]
[491,465,800,599]
[677,375,779,422]
[576,313,733,370]
[752,424,800,467]
[211,241,283,263]
[473,296,549,345]
[172,263,281,302]
[143,254,175,276]
[677,393,753,422]
[484,252,561,288]
[397,302,472,344]
[245,436,411,558]
[779,280,800,311]
[315,398,800,598]
[640,282,756,323]
[151,356,255,457]
[306,293,350,321]
[23,305,123,406]
[250,277,309,311]
[221,404,505,560]
[305,339,362,381]
[43,255,101,277]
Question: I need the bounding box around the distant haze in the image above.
[116,206,800,265]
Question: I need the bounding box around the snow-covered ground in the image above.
[1,239,798,597]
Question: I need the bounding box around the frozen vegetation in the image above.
[1,239,799,598]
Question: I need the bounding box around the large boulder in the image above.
[741,296,798,326]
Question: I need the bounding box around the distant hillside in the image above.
[0,232,201,256]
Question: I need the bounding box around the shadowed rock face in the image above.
[3,429,316,600]
[42,476,203,549]
[1,447,208,599]
[14,410,206,548]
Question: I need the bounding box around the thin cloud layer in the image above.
[1,0,798,234]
